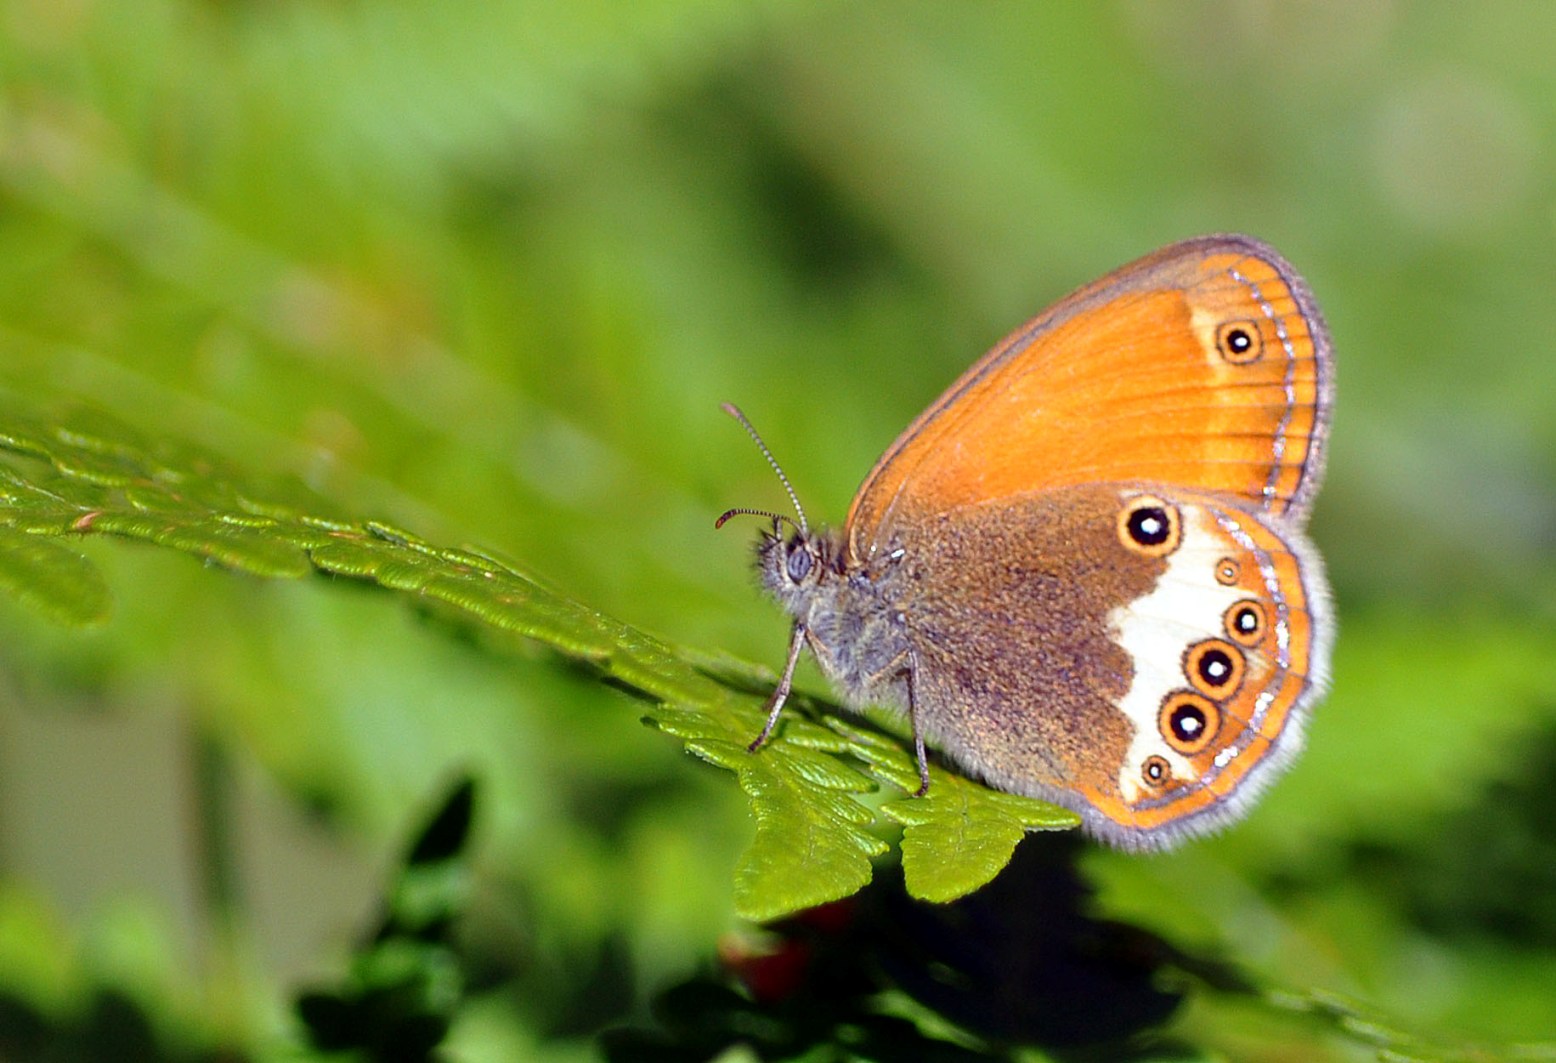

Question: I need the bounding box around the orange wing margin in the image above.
[844,234,1333,562]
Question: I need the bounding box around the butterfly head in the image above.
[718,401,837,616]
[755,523,838,616]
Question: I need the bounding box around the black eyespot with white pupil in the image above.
[1142,755,1171,788]
[1170,702,1207,743]
[1128,507,1169,545]
[1158,691,1220,755]
[1117,495,1180,557]
[1199,648,1231,684]
[1215,320,1263,364]
[1225,600,1265,646]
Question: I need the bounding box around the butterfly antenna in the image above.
[720,402,809,534]
[714,506,797,532]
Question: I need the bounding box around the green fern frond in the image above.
[0,399,1078,919]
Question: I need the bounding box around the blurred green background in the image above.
[2,1,1555,1059]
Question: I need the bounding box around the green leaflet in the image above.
[828,718,1082,903]
[651,703,887,921]
[0,399,1078,918]
[0,524,112,627]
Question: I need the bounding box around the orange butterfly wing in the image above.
[844,234,1333,560]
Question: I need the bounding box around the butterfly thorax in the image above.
[757,527,913,710]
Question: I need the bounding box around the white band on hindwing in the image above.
[1108,498,1296,806]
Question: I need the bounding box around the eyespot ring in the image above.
[1158,692,1221,756]
[1184,639,1244,698]
[1216,320,1263,364]
[1141,754,1173,789]
[1116,494,1180,558]
[1215,557,1240,586]
[1224,600,1266,647]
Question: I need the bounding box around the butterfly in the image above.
[722,235,1334,850]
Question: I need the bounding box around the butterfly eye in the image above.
[1224,600,1266,646]
[1117,495,1180,557]
[785,543,813,583]
[1215,320,1263,364]
[1159,693,1220,756]
[1184,639,1244,698]
[1141,755,1173,789]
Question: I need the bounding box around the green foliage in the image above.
[650,700,889,921]
[5,2,1556,1060]
[297,776,477,1062]
[0,396,1075,923]
[0,523,110,627]
[5,396,1543,1063]
[881,776,1079,905]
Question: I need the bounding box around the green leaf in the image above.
[0,397,1079,918]
[823,717,1082,902]
[0,524,111,626]
[651,702,887,921]
[883,780,1081,904]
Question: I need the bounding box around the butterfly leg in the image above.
[903,654,930,797]
[749,621,807,752]
[856,649,930,796]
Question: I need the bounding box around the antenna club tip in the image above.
[720,402,743,419]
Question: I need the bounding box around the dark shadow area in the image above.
[0,985,243,1063]
[602,834,1248,1061]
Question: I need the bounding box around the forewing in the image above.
[846,235,1333,561]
